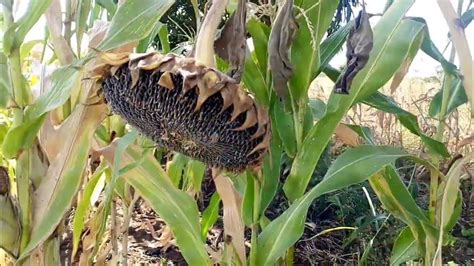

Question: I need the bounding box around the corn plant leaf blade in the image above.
[435,153,473,259]
[242,172,255,226]
[363,92,449,157]
[258,145,413,265]
[0,52,12,107]
[3,0,52,54]
[214,0,246,80]
[96,0,175,52]
[390,226,419,265]
[100,142,210,265]
[334,9,373,94]
[18,99,107,260]
[429,77,468,117]
[289,0,339,101]
[369,166,439,257]
[200,192,221,241]
[71,163,107,258]
[268,0,298,101]
[272,100,297,157]
[260,134,283,214]
[283,0,420,201]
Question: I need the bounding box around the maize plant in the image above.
[0,0,472,265]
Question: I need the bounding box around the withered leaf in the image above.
[334,9,373,94]
[268,0,298,101]
[214,0,247,81]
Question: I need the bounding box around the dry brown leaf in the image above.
[335,123,361,147]
[214,0,247,81]
[268,0,298,101]
[44,0,75,65]
[211,168,246,265]
[334,9,373,94]
[390,56,414,93]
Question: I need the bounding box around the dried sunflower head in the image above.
[93,52,271,172]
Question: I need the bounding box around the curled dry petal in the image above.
[268,0,298,101]
[334,9,373,94]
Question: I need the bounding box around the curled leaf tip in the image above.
[334,9,373,94]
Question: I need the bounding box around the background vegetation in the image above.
[0,0,472,265]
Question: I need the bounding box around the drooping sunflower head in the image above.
[93,52,270,172]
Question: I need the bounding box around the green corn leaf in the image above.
[0,52,11,108]
[461,8,474,28]
[284,0,419,201]
[289,0,339,102]
[1,114,46,159]
[243,19,270,106]
[18,102,107,261]
[260,134,283,214]
[183,159,206,192]
[369,166,438,257]
[167,153,189,187]
[272,99,297,157]
[158,25,171,53]
[201,192,221,241]
[390,226,419,265]
[96,0,175,52]
[242,172,255,226]
[363,92,449,157]
[247,19,270,75]
[101,142,210,265]
[429,77,468,117]
[72,163,107,258]
[3,0,52,55]
[258,145,414,265]
[26,66,82,121]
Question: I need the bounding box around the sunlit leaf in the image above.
[96,0,175,52]
[18,100,107,260]
[363,92,449,157]
[100,142,210,265]
[429,77,468,117]
[284,0,420,201]
[258,145,414,265]
[201,192,221,241]
[390,226,419,265]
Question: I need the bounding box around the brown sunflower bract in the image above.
[92,52,271,172]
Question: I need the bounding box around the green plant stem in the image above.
[3,3,32,254]
[250,176,261,266]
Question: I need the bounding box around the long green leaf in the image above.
[369,166,438,257]
[72,163,107,258]
[101,142,210,265]
[260,134,282,214]
[429,77,468,117]
[18,102,107,260]
[390,226,419,265]
[363,92,449,157]
[96,0,175,52]
[284,0,418,201]
[258,145,412,265]
[3,0,52,54]
[200,192,221,241]
[289,0,339,101]
[26,66,82,121]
